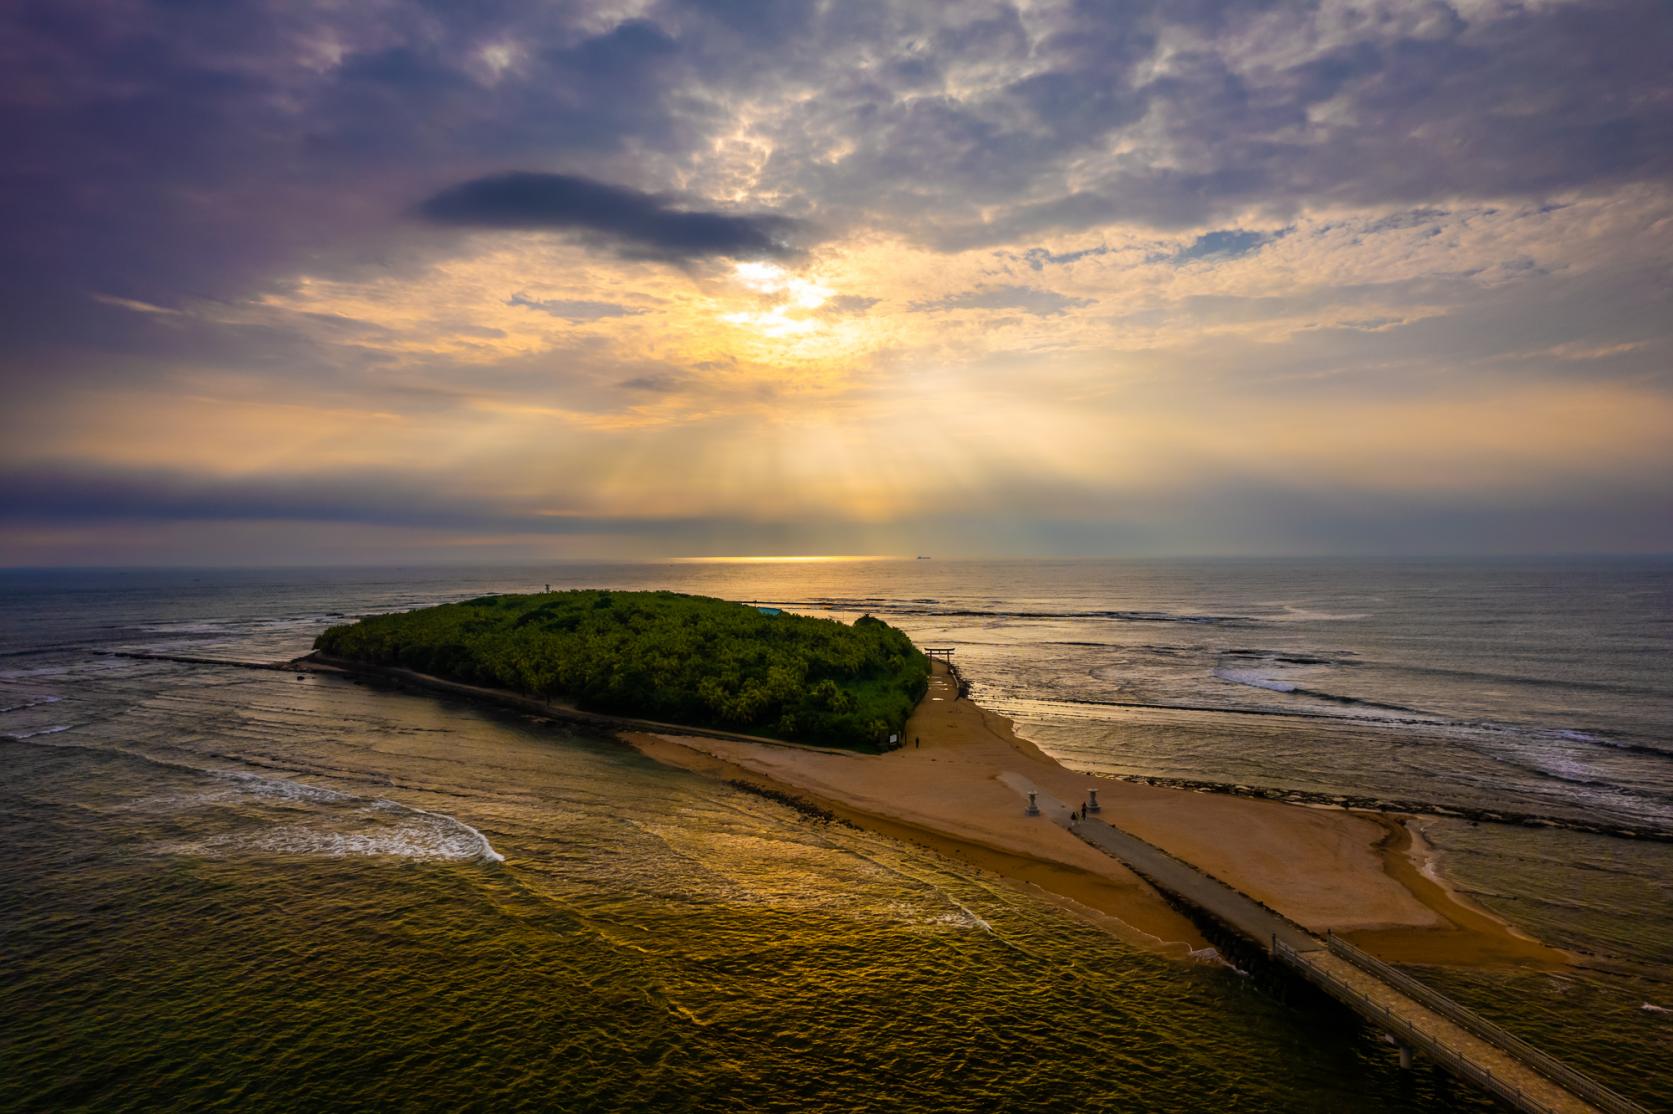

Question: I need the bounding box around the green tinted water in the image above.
[3,673,1495,1112]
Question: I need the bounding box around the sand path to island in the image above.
[629,662,1566,967]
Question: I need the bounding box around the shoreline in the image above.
[299,652,1570,969]
[626,728,1212,956]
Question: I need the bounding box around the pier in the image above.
[1050,791,1646,1114]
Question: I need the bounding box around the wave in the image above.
[786,598,1252,625]
[167,818,504,864]
[1385,659,1670,700]
[1211,668,1297,694]
[1545,729,1672,758]
[1019,690,1673,767]
[2,728,504,864]
[1219,648,1358,667]
[380,800,506,864]
[0,665,75,680]
[194,771,506,864]
[3,724,72,739]
[1096,771,1673,842]
[139,621,235,634]
[1209,668,1428,716]
[0,694,63,713]
[216,768,356,805]
[1267,606,1372,622]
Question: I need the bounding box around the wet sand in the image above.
[627,663,1568,967]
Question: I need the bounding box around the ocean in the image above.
[1,559,1668,1111]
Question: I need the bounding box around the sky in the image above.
[2,0,1670,564]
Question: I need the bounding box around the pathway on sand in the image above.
[981,762,1624,1110]
[1008,773,1315,952]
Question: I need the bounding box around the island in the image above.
[309,589,1560,967]
[300,592,1643,1109]
[313,590,929,750]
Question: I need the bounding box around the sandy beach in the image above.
[627,662,1568,968]
[301,650,1566,967]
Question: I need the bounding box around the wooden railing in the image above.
[1276,940,1573,1114]
[1322,934,1646,1114]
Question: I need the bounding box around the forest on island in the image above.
[314,590,930,750]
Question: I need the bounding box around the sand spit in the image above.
[627,664,1567,968]
[301,654,1564,966]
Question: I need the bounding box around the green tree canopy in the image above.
[314,590,930,751]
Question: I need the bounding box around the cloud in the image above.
[90,294,184,316]
[2,0,1672,562]
[419,172,802,260]
[618,373,684,393]
[911,283,1094,317]
[823,294,880,315]
[0,463,688,536]
[508,293,647,322]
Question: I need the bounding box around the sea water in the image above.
[1,559,1667,1110]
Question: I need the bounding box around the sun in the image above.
[721,261,835,337]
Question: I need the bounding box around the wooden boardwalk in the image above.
[1012,779,1645,1114]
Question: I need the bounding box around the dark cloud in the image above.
[911,284,1093,317]
[618,373,685,393]
[420,172,801,260]
[4,0,1669,333]
[824,294,879,315]
[508,293,647,322]
[779,0,1673,245]
[1,0,1671,561]
[0,464,680,536]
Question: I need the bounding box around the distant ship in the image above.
[916,555,932,560]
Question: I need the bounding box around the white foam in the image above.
[60,755,509,864]
[172,819,505,863]
[939,899,992,932]
[218,820,500,862]
[1270,606,1371,622]
[216,769,354,805]
[4,725,71,739]
[1212,667,1297,693]
[205,772,503,863]
[397,802,506,863]
[889,899,992,932]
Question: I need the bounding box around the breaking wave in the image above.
[3,727,504,864]
[171,818,504,863]
[175,769,507,864]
